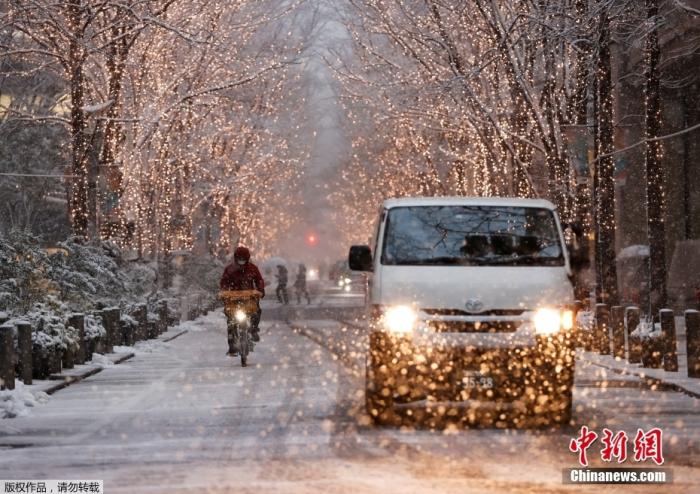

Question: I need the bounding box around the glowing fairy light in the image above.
[1,0,309,257]
[330,1,599,247]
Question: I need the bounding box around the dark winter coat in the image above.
[220,262,265,297]
[294,268,307,289]
[276,266,288,286]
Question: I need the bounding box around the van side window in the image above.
[373,210,385,253]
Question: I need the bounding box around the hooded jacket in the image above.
[219,247,265,296]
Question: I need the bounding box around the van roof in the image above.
[383,196,557,210]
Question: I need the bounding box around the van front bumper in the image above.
[367,328,575,405]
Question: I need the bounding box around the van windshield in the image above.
[381,205,564,266]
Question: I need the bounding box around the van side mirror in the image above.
[349,245,373,272]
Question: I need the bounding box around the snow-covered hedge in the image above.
[48,237,131,310]
[1,230,191,353]
[630,319,662,340]
[84,314,107,340]
[18,302,80,354]
[124,262,158,297]
[0,231,138,315]
[0,230,50,312]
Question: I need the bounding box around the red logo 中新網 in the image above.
[569,426,664,466]
[569,426,598,467]
[633,428,664,465]
[601,428,628,463]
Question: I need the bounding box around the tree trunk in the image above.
[571,0,593,230]
[596,9,618,305]
[99,25,129,240]
[644,0,666,315]
[67,0,89,238]
[681,87,691,240]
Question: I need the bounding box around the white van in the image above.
[348,196,588,427]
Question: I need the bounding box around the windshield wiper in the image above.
[391,255,562,266]
[485,255,561,266]
[394,256,473,266]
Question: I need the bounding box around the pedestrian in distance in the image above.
[294,263,311,305]
[276,264,289,305]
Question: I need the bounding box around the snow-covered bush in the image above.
[0,230,50,312]
[20,302,80,355]
[120,312,138,328]
[48,237,131,310]
[630,319,661,340]
[124,262,158,297]
[84,314,106,340]
[631,318,663,368]
[0,232,141,315]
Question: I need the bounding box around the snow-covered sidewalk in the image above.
[581,351,700,399]
[0,322,189,419]
[579,314,700,398]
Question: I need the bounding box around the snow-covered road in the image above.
[1,290,699,493]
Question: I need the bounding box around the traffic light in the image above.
[307,233,318,246]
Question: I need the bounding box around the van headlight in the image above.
[382,306,417,333]
[533,308,574,335]
[234,310,248,323]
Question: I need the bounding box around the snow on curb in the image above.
[90,352,116,368]
[0,382,50,419]
[176,310,225,332]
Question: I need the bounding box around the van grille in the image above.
[427,320,521,333]
[422,308,525,317]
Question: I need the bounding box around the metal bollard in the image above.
[0,323,15,390]
[109,308,121,348]
[685,310,700,378]
[595,304,611,355]
[120,317,134,346]
[157,300,168,334]
[625,307,642,363]
[611,306,625,359]
[147,320,158,339]
[659,309,678,372]
[16,322,32,385]
[100,309,117,354]
[62,315,76,369]
[62,341,75,369]
[68,314,86,364]
[135,303,148,341]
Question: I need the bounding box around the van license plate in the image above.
[462,372,493,389]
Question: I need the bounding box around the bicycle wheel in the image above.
[239,326,249,367]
